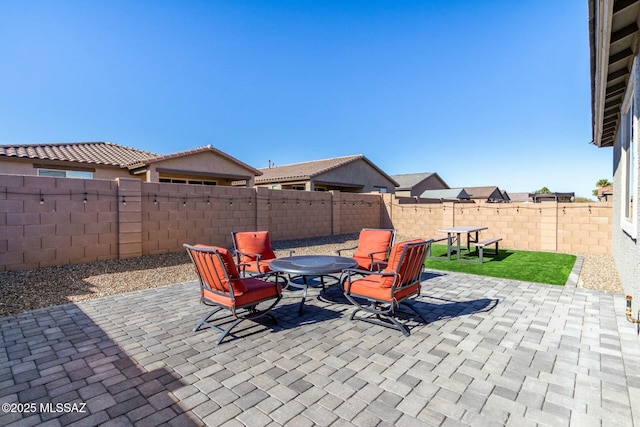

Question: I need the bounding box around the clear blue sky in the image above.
[1,0,611,199]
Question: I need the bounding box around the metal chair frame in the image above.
[341,240,431,337]
[184,244,282,345]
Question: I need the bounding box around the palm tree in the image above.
[593,179,613,197]
[534,186,551,194]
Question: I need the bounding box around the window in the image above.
[374,186,388,193]
[621,78,638,238]
[159,178,217,185]
[38,169,93,179]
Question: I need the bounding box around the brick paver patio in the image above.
[1,270,639,426]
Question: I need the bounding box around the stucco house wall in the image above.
[611,55,640,306]
[312,158,397,193]
[0,158,138,181]
[394,173,448,197]
[141,152,257,186]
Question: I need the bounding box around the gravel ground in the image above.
[0,234,623,317]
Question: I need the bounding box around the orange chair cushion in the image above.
[343,275,420,302]
[203,277,280,307]
[235,232,277,263]
[243,259,274,274]
[353,229,393,261]
[353,256,376,271]
[379,239,425,288]
[194,245,245,294]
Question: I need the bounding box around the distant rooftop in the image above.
[0,142,156,168]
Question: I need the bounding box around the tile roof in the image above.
[256,155,368,183]
[420,188,470,200]
[391,172,436,189]
[0,142,157,168]
[462,186,502,199]
[506,192,531,202]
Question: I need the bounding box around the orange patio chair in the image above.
[336,228,396,271]
[232,231,293,276]
[184,243,282,345]
[341,239,432,336]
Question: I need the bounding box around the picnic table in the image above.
[436,226,488,261]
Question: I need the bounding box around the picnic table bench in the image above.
[474,237,502,263]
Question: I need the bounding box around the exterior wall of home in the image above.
[0,174,613,272]
[315,159,396,193]
[0,158,133,180]
[396,175,449,197]
[611,54,640,314]
[146,152,257,185]
[414,176,445,196]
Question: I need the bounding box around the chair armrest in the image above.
[336,245,358,256]
[233,249,262,261]
[366,249,388,257]
[370,260,388,272]
[340,268,397,292]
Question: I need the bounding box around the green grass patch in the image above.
[425,244,576,286]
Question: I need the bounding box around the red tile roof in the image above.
[0,142,262,175]
[0,142,156,168]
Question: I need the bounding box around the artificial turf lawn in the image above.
[425,244,576,286]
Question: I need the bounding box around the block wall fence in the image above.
[1,174,612,272]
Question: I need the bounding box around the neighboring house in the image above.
[589,0,640,306]
[0,142,262,186]
[507,192,532,203]
[462,186,507,203]
[391,172,449,197]
[529,192,575,203]
[419,188,471,201]
[255,154,399,193]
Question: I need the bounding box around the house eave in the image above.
[590,0,640,148]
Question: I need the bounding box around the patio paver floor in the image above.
[1,271,639,426]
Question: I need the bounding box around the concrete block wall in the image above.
[333,192,382,235]
[1,175,119,271]
[0,173,613,272]
[141,182,256,255]
[265,189,332,240]
[557,202,612,254]
[0,174,385,271]
[384,196,613,254]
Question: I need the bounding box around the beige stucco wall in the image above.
[314,159,396,193]
[0,159,135,181]
[146,152,257,185]
[396,175,448,197]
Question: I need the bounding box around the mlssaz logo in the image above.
[40,403,87,413]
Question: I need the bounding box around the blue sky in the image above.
[1,0,610,199]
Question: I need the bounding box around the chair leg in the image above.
[345,296,426,337]
[195,295,281,344]
[215,318,244,345]
[350,308,410,337]
[193,307,224,332]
